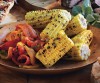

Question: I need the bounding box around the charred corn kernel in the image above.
[65,14,87,37]
[64,43,90,61]
[25,9,71,28]
[25,9,57,28]
[36,30,74,67]
[72,30,93,46]
[40,10,71,39]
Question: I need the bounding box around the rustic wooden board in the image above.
[0,65,27,83]
[17,0,61,11]
[28,65,91,83]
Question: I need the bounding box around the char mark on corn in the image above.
[36,30,74,67]
[65,14,87,37]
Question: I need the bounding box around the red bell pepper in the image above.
[0,39,20,50]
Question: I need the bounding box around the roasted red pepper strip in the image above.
[23,37,45,52]
[27,39,39,47]
[17,54,31,65]
[16,24,37,39]
[5,30,21,41]
[25,24,38,38]
[12,42,34,66]
[22,37,38,47]
[12,48,30,66]
[0,39,20,50]
[17,42,26,55]
[7,47,13,59]
[12,47,20,65]
[34,40,45,52]
[21,37,32,45]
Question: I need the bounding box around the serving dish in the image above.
[0,24,99,74]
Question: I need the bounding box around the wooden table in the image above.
[0,3,93,83]
[0,64,92,83]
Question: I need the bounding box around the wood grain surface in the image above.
[26,65,92,83]
[0,64,92,83]
[0,65,27,83]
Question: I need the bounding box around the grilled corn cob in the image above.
[64,30,93,61]
[72,30,93,46]
[65,43,90,60]
[65,14,87,37]
[36,30,74,67]
[40,10,71,39]
[25,9,71,28]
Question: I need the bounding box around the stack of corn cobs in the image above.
[25,9,93,68]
